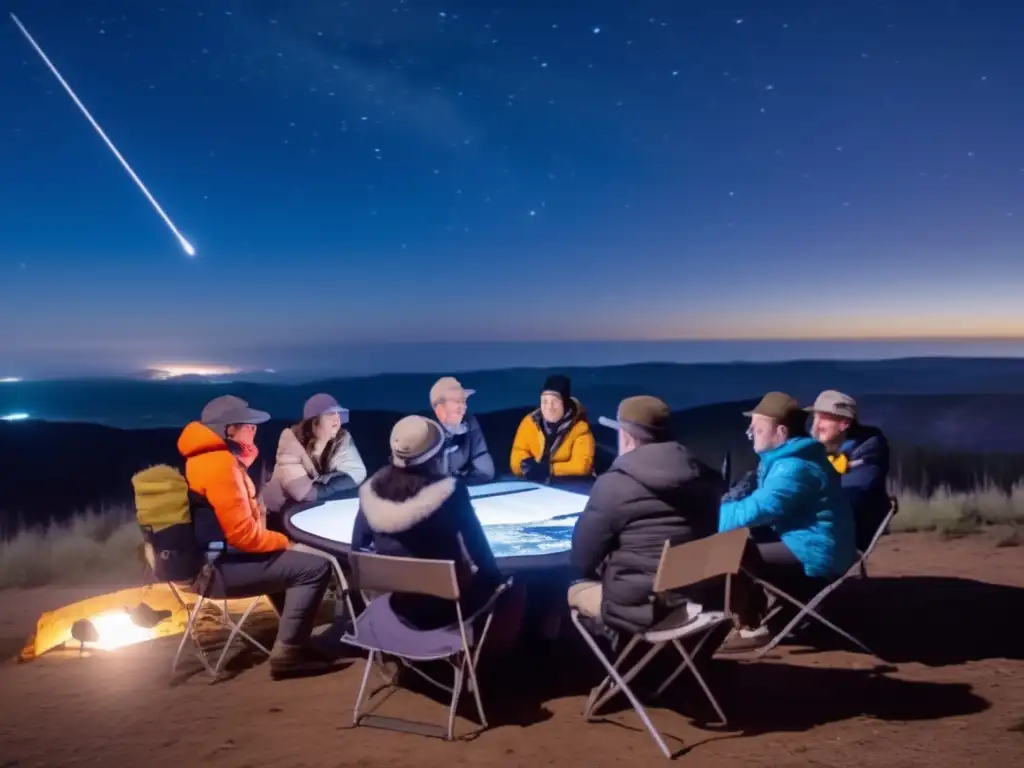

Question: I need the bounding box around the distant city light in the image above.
[150,364,240,380]
[0,377,21,383]
[1,412,30,421]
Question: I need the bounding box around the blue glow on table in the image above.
[288,480,588,559]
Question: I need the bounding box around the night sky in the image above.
[2,1,1023,374]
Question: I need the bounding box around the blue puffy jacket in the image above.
[718,437,856,578]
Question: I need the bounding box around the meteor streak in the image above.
[10,13,197,257]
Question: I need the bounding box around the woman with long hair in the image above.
[263,393,367,516]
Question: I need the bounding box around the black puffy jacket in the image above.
[570,441,724,634]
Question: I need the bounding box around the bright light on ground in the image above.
[85,611,158,651]
[1,412,29,421]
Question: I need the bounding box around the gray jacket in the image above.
[570,441,723,634]
[440,415,495,484]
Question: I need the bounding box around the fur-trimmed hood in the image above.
[358,475,457,534]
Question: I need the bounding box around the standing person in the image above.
[178,395,333,679]
[430,376,495,484]
[510,374,595,482]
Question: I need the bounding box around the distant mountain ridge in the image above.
[2,392,1023,531]
[4,356,1024,430]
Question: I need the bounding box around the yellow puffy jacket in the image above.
[510,398,595,478]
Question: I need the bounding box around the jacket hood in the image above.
[763,436,826,465]
[358,475,457,534]
[611,440,706,494]
[178,421,229,459]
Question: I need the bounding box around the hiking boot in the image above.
[269,642,334,680]
[715,625,774,655]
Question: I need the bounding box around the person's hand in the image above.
[520,458,538,475]
[522,458,549,483]
[314,472,340,485]
[722,469,758,502]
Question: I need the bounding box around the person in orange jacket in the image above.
[510,375,595,482]
[178,395,333,680]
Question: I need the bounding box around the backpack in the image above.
[132,464,205,582]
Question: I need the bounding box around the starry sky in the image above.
[1,0,1023,375]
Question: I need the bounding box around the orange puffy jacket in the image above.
[177,422,288,553]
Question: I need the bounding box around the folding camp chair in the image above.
[569,527,749,760]
[744,498,898,659]
[342,552,513,740]
[858,496,899,578]
[140,543,270,680]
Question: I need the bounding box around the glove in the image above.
[521,458,549,483]
[315,473,357,500]
[722,469,758,502]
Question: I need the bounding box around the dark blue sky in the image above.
[2,0,1023,373]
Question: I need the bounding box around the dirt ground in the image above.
[1,528,1022,767]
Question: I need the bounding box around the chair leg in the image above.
[654,625,720,696]
[463,649,489,729]
[584,635,641,717]
[670,638,727,726]
[353,650,376,726]
[755,585,875,658]
[173,595,217,677]
[211,597,268,676]
[446,656,466,741]
[570,611,673,760]
[589,641,664,716]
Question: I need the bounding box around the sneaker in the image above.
[269,643,335,680]
[716,625,774,655]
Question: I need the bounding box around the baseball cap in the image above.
[742,391,802,420]
[200,395,270,427]
[303,392,350,423]
[804,390,858,420]
[598,395,673,441]
[390,415,445,468]
[429,376,476,406]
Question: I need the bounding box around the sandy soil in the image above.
[1,529,1022,767]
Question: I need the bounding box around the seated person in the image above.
[717,391,856,651]
[430,376,495,484]
[178,395,333,680]
[806,390,892,551]
[262,393,368,518]
[510,374,595,483]
[351,415,506,631]
[568,396,724,646]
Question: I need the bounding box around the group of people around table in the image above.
[171,371,891,678]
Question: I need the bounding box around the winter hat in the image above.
[390,415,445,468]
[541,374,572,407]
